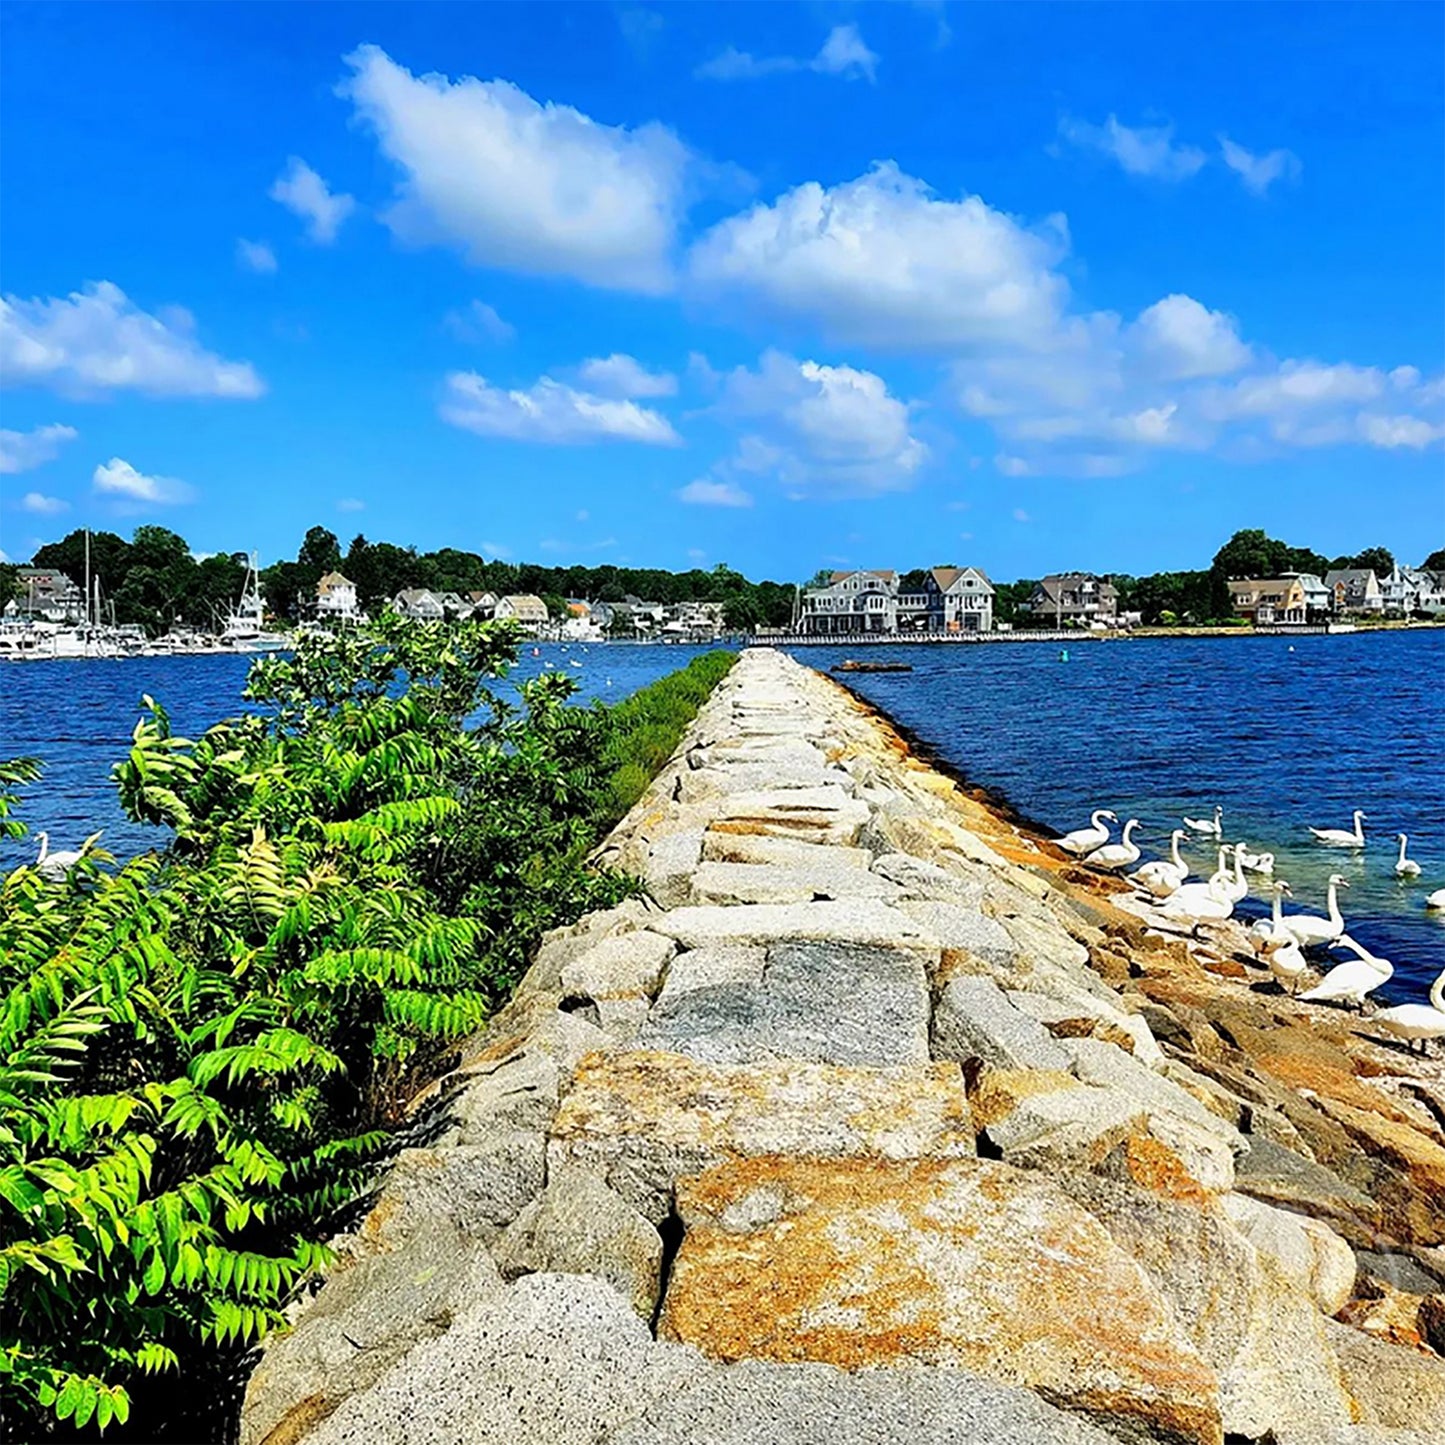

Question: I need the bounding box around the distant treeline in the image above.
[5,524,1437,636]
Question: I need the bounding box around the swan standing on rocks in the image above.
[1131,830,1188,899]
[1261,932,1309,995]
[1057,809,1117,857]
[1183,805,1223,837]
[1159,848,1237,922]
[1250,880,1293,956]
[1235,847,1275,875]
[1299,935,1393,1010]
[1395,834,1421,878]
[1216,845,1249,904]
[1087,819,1141,873]
[1281,875,1350,948]
[1372,969,1445,1053]
[1309,810,1366,847]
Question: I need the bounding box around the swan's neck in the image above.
[1091,810,1110,831]
[1327,883,1343,927]
[1170,834,1184,870]
[1397,836,1408,863]
[1354,814,1365,842]
[1431,970,1445,1014]
[1272,890,1285,926]
[1121,820,1137,845]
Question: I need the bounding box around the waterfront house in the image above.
[1227,577,1308,625]
[466,591,498,619]
[921,566,995,633]
[1379,564,1444,616]
[1022,574,1119,628]
[9,567,83,622]
[314,571,362,622]
[799,570,901,635]
[1281,572,1332,618]
[1324,568,1384,615]
[494,594,550,629]
[390,588,445,621]
[1404,567,1445,616]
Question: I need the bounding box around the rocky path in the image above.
[244,649,1445,1445]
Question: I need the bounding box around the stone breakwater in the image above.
[243,648,1445,1445]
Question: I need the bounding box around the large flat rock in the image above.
[660,1155,1223,1445]
[639,940,930,1067]
[708,786,872,845]
[548,1050,974,1224]
[689,859,905,905]
[653,900,941,959]
[699,832,872,871]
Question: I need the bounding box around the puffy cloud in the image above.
[713,350,927,497]
[440,371,681,445]
[0,282,263,399]
[336,497,366,512]
[1202,360,1386,420]
[678,478,753,507]
[443,300,515,344]
[0,422,78,474]
[341,44,688,294]
[1128,294,1252,380]
[577,353,677,398]
[1356,414,1445,449]
[236,239,278,274]
[690,162,1069,347]
[1057,114,1206,181]
[697,24,878,82]
[1219,136,1302,196]
[269,158,356,244]
[93,457,194,505]
[20,491,68,514]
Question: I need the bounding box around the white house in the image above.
[314,571,362,622]
[494,594,550,628]
[1324,569,1384,615]
[799,570,900,635]
[391,588,445,621]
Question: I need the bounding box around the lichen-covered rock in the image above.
[931,976,1073,1074]
[699,832,872,871]
[639,940,930,1068]
[708,786,872,846]
[548,1050,974,1224]
[653,943,766,1002]
[491,1163,662,1320]
[559,929,677,1003]
[660,1155,1223,1445]
[1223,1192,1357,1315]
[1326,1319,1445,1429]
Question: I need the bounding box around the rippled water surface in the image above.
[788,630,1445,1000]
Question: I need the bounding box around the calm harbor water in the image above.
[3,630,1441,999]
[787,629,1445,1002]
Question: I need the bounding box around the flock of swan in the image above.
[1055,805,1445,1054]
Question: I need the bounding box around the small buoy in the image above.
[1288,645,1295,653]
[1059,649,1069,663]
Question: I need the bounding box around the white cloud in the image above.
[20,491,68,514]
[686,547,706,560]
[269,157,356,244]
[678,478,753,507]
[443,300,515,344]
[236,239,278,274]
[577,353,677,398]
[1219,136,1301,196]
[1057,114,1207,181]
[996,455,1031,477]
[481,540,511,558]
[0,422,78,474]
[340,44,688,294]
[1356,414,1445,449]
[1012,508,1031,522]
[0,282,264,399]
[93,457,194,506]
[697,24,878,82]
[690,162,1069,347]
[1203,360,1386,420]
[336,497,365,512]
[713,350,927,497]
[1128,294,1252,380]
[440,370,682,445]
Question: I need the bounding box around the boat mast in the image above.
[84,527,91,630]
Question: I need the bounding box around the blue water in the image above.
[4,632,1442,1001]
[788,630,1445,1002]
[0,642,728,861]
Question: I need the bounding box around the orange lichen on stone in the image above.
[1109,1135,1213,1206]
[968,1067,1080,1128]
[661,1154,1222,1445]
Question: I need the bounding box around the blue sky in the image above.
[1,0,1441,581]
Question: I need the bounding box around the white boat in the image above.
[221,555,288,653]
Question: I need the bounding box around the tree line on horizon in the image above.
[4,524,1439,636]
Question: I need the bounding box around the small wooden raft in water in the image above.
[831,660,913,674]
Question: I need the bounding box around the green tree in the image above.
[1423,548,1445,571]
[1331,546,1394,576]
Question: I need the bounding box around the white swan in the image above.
[1216,844,1249,904]
[1182,805,1223,837]
[1428,888,1445,911]
[1235,847,1275,875]
[1309,810,1366,847]
[34,831,86,882]
[1159,848,1237,922]
[1394,834,1421,878]
[1299,934,1393,1010]
[1250,880,1293,956]
[1260,932,1309,995]
[1372,968,1445,1053]
[1057,809,1117,857]
[1281,874,1350,948]
[1131,830,1188,899]
[1088,818,1141,873]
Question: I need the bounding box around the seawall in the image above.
[242,648,1445,1445]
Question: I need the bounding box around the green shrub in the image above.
[0,624,729,1439]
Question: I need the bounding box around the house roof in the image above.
[1324,569,1379,588]
[930,565,994,593]
[316,571,352,590]
[394,588,440,606]
[827,569,897,584]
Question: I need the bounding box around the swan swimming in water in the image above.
[1131,829,1188,899]
[1372,968,1445,1054]
[1281,875,1350,949]
[1235,847,1275,875]
[1395,834,1421,878]
[34,831,87,881]
[1299,934,1393,1010]
[1057,809,1117,857]
[1309,810,1366,847]
[1427,888,1445,911]
[1087,818,1141,873]
[1182,805,1223,837]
